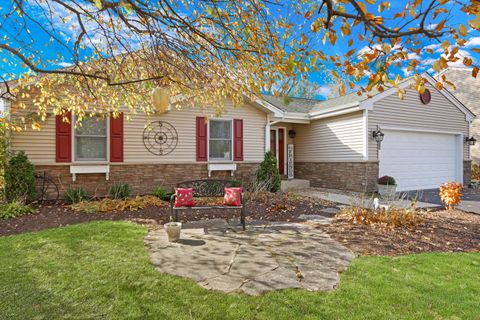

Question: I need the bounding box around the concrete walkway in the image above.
[145,220,356,296]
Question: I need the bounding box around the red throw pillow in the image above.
[224,187,243,206]
[174,188,195,207]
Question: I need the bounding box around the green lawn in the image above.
[0,221,479,320]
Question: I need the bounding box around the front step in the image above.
[281,179,310,191]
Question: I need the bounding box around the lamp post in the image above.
[372,126,384,150]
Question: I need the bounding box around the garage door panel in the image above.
[379,130,460,191]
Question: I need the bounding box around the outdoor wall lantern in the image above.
[465,136,477,146]
[288,129,297,139]
[372,126,384,149]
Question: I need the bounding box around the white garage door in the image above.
[379,130,461,191]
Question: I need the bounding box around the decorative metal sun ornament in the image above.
[142,121,178,155]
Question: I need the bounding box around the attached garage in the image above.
[378,129,462,191]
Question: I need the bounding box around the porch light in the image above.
[372,127,384,143]
[465,136,477,146]
[288,129,297,139]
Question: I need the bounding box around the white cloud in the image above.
[466,37,480,47]
[56,62,73,68]
[421,49,474,68]
[315,85,331,98]
[402,67,413,77]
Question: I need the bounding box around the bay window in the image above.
[74,116,108,161]
[209,119,233,161]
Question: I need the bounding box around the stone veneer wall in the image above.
[464,160,472,186]
[36,163,260,199]
[294,161,379,193]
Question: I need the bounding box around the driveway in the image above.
[403,188,480,214]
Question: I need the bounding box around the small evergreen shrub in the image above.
[109,183,131,199]
[377,175,396,185]
[64,187,88,204]
[152,186,173,201]
[256,151,281,192]
[5,151,37,202]
[0,201,36,219]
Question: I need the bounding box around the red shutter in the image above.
[110,112,124,162]
[233,119,243,161]
[55,112,72,163]
[196,117,207,161]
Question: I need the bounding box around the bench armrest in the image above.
[170,194,177,207]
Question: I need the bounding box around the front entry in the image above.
[270,128,286,175]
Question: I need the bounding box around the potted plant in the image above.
[164,220,182,242]
[377,175,397,199]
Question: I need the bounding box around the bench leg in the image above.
[241,206,245,231]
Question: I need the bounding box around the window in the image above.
[209,119,232,161]
[74,116,108,161]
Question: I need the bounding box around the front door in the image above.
[270,128,285,175]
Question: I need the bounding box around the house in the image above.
[435,67,480,164]
[5,72,476,197]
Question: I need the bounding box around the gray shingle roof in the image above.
[260,95,321,113]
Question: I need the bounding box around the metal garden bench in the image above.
[170,179,246,230]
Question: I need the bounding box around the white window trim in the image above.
[71,113,110,164]
[207,118,234,163]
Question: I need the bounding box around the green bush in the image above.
[109,183,131,199]
[255,151,281,192]
[64,187,88,204]
[0,201,36,219]
[5,151,37,202]
[152,186,173,201]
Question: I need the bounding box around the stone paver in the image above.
[144,222,356,296]
[295,188,440,210]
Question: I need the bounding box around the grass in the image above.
[0,221,479,320]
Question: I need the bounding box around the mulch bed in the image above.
[0,193,333,237]
[2,193,479,257]
[317,210,480,256]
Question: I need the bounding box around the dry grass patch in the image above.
[71,195,168,213]
[340,206,424,229]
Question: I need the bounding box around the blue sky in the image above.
[0,0,479,100]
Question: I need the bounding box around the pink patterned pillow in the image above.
[224,187,243,206]
[174,188,195,207]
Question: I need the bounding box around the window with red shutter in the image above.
[196,116,207,161]
[110,112,124,162]
[55,112,72,162]
[233,119,243,161]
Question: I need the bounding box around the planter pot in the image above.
[164,222,182,242]
[377,184,397,200]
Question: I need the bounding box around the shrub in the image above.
[472,164,480,181]
[0,201,36,219]
[256,151,281,192]
[64,187,88,204]
[4,151,37,202]
[377,175,396,185]
[152,186,173,201]
[108,183,131,199]
[439,182,462,210]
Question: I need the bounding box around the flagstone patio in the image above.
[144,220,356,296]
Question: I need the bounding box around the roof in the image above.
[434,67,480,115]
[260,95,320,113]
[260,73,475,121]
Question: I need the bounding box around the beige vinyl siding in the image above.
[11,100,267,165]
[294,111,365,162]
[124,102,266,163]
[10,116,56,165]
[368,82,470,160]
